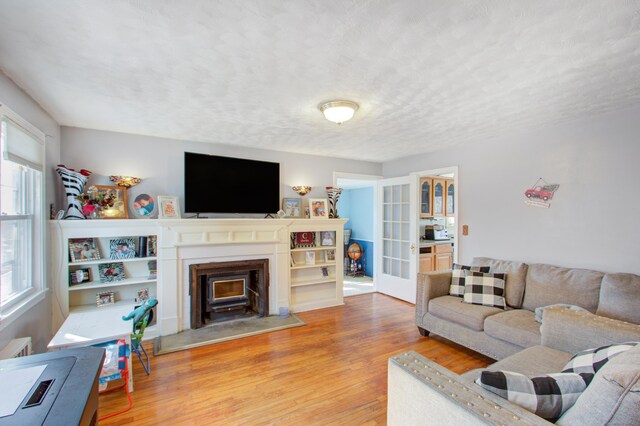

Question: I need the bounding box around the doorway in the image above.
[334,172,381,297]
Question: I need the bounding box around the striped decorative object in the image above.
[56,165,91,219]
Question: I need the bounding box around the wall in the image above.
[338,187,374,276]
[60,127,382,216]
[384,104,640,274]
[0,72,61,353]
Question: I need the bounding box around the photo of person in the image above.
[69,238,101,262]
[96,291,115,307]
[158,195,181,219]
[98,262,126,283]
[70,268,91,285]
[282,198,302,217]
[321,231,335,246]
[309,198,328,219]
[110,238,137,259]
[133,193,156,217]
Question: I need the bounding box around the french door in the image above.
[375,176,418,303]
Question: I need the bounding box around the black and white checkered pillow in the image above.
[477,370,586,422]
[463,271,506,309]
[449,264,490,297]
[561,342,639,385]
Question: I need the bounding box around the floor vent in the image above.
[0,337,32,359]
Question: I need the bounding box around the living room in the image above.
[1,1,639,424]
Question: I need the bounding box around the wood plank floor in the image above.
[100,293,492,425]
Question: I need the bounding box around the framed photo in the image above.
[321,267,329,277]
[291,231,316,248]
[69,268,91,285]
[97,262,126,283]
[69,238,100,262]
[305,251,316,265]
[282,198,302,218]
[147,235,158,256]
[96,291,115,307]
[158,195,181,219]
[109,238,136,260]
[325,249,336,262]
[309,198,328,219]
[136,287,150,302]
[320,231,335,246]
[131,193,157,218]
[94,185,128,219]
[147,260,157,279]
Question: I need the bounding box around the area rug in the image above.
[154,314,305,355]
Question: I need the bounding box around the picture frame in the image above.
[147,260,157,279]
[282,198,302,218]
[291,231,316,248]
[305,251,316,265]
[96,291,115,307]
[309,198,328,219]
[94,185,128,219]
[69,268,91,285]
[325,249,336,262]
[69,238,101,262]
[147,235,158,256]
[109,238,137,260]
[136,287,150,302]
[158,195,181,219]
[321,267,329,277]
[131,193,157,218]
[320,231,335,246]
[97,262,126,283]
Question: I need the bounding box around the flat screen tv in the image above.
[184,152,280,215]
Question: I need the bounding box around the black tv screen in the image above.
[184,152,280,214]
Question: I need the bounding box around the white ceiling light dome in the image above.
[319,100,359,124]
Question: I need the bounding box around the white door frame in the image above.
[333,172,382,290]
[412,166,459,265]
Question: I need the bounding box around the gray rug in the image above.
[154,314,305,355]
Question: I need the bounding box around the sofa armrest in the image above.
[415,272,451,324]
[541,306,640,354]
[388,351,551,426]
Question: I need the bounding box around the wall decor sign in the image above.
[524,178,560,208]
[109,238,137,259]
[291,231,316,248]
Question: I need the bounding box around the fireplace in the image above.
[189,259,269,329]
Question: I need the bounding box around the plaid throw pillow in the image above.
[561,342,639,385]
[463,271,506,309]
[477,371,586,422]
[449,264,490,297]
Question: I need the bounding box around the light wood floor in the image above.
[100,293,491,425]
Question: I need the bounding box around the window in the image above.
[0,105,45,322]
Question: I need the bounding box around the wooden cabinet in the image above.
[419,178,433,218]
[419,252,435,272]
[420,243,452,272]
[445,179,455,216]
[421,176,453,218]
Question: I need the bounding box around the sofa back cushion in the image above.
[472,257,528,308]
[521,264,603,313]
[596,273,640,324]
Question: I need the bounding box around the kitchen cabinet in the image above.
[445,179,455,216]
[419,252,435,272]
[435,243,453,270]
[432,179,446,217]
[419,178,433,218]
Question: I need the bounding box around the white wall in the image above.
[384,104,640,274]
[0,72,61,352]
[61,127,382,215]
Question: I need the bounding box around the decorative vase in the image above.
[56,165,92,220]
[325,186,343,219]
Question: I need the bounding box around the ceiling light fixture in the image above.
[319,100,359,124]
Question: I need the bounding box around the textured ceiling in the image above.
[1,1,640,162]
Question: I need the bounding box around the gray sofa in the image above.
[415,258,640,360]
[387,259,640,425]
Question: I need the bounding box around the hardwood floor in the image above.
[100,293,491,425]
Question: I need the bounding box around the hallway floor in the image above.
[344,275,374,297]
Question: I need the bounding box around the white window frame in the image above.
[0,103,47,332]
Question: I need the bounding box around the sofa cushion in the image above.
[449,264,490,297]
[561,341,639,386]
[558,345,640,426]
[428,295,502,331]
[463,271,506,309]
[477,370,586,421]
[596,272,640,324]
[484,310,541,348]
[521,263,604,313]
[473,257,528,308]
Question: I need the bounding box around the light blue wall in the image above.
[338,187,374,276]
